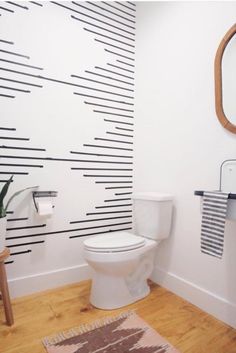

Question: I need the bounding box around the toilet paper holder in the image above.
[32,191,58,212]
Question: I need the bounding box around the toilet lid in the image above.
[84,232,145,252]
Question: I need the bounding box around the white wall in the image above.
[1,1,135,297]
[135,1,236,328]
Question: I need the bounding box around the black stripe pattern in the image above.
[2,1,135,264]
[201,191,229,258]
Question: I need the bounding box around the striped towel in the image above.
[201,191,229,258]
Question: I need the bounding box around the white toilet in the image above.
[83,192,173,310]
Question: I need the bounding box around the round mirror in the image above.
[215,24,236,133]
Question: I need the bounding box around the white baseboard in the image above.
[8,264,92,298]
[8,263,236,329]
[151,265,236,329]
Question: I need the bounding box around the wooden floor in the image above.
[0,280,236,353]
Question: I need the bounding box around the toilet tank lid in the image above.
[132,192,173,201]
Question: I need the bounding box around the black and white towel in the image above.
[201,191,229,258]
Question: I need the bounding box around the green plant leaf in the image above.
[0,175,13,208]
[0,205,6,218]
[5,186,38,212]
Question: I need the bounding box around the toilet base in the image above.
[90,272,151,310]
[84,237,157,310]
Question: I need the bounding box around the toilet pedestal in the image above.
[90,271,134,309]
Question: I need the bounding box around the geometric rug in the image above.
[42,311,181,353]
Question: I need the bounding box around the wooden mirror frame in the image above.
[215,24,236,134]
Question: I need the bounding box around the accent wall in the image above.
[1,0,135,297]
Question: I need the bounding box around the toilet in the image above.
[83,192,173,310]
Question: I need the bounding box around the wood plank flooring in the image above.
[0,280,235,353]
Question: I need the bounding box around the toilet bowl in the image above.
[83,192,173,310]
[84,231,157,309]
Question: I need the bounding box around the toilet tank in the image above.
[132,192,173,240]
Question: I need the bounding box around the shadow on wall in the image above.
[225,220,236,327]
[151,203,177,280]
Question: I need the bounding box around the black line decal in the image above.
[94,110,134,118]
[117,59,135,67]
[73,167,132,170]
[7,241,45,247]
[71,74,134,92]
[102,2,135,18]
[0,145,46,151]
[95,181,133,184]
[95,39,135,54]
[1,155,132,164]
[107,63,134,73]
[0,85,30,93]
[95,66,133,79]
[105,198,131,202]
[30,2,43,7]
[0,162,43,168]
[87,210,132,215]
[95,203,132,208]
[70,151,133,158]
[0,69,132,98]
[74,92,133,105]
[104,119,133,125]
[0,126,16,131]
[0,136,29,141]
[0,5,14,13]
[72,2,135,30]
[84,175,132,177]
[115,1,136,12]
[87,1,135,23]
[72,16,134,41]
[84,71,134,86]
[0,77,43,88]
[0,93,15,98]
[70,227,132,239]
[52,2,135,36]
[116,126,133,131]
[0,171,29,175]
[0,58,43,70]
[107,131,133,138]
[70,215,132,224]
[0,49,29,59]
[105,49,135,61]
[115,192,132,195]
[0,39,14,45]
[83,143,133,151]
[6,2,29,10]
[94,137,133,144]
[11,250,32,255]
[7,224,46,231]
[105,186,133,189]
[85,101,134,111]
[84,28,135,47]
[7,217,29,222]
[6,222,132,240]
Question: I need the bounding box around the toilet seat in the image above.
[84,231,145,253]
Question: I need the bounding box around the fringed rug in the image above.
[42,311,180,353]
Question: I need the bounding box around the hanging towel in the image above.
[201,191,229,258]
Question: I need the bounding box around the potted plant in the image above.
[0,175,37,253]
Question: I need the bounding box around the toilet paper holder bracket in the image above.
[32,191,58,212]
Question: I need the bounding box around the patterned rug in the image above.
[42,311,180,353]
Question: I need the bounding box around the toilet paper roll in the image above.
[36,200,53,216]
